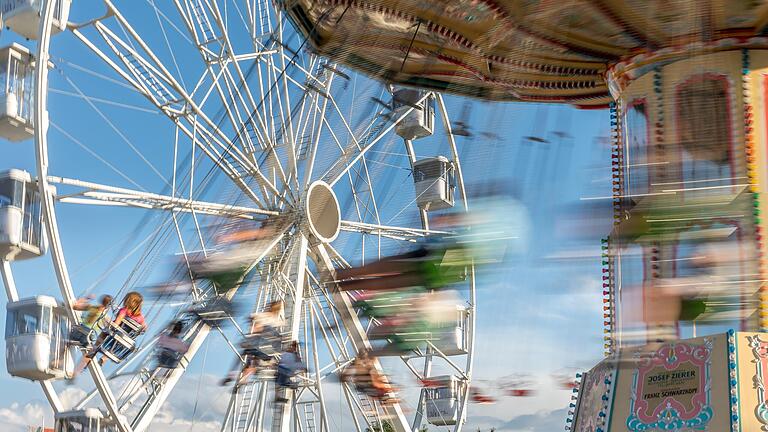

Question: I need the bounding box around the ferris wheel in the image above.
[0,1,477,431]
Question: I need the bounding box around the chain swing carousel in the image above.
[280,0,768,431]
[0,0,495,431]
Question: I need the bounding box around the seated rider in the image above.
[222,300,284,386]
[71,291,146,378]
[156,320,190,368]
[69,294,112,348]
[275,341,307,403]
[341,350,397,404]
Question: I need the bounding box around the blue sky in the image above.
[0,2,611,431]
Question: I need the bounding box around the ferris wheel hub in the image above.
[304,180,340,243]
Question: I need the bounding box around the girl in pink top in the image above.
[71,292,146,378]
[114,291,146,328]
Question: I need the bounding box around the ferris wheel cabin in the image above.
[433,303,469,356]
[0,43,38,142]
[424,375,465,426]
[1,0,71,40]
[413,156,456,211]
[392,87,434,140]
[0,169,47,261]
[55,408,125,432]
[5,295,73,380]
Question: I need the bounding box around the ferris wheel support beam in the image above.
[275,233,308,432]
[309,304,330,431]
[311,244,411,432]
[220,267,288,432]
[307,261,382,431]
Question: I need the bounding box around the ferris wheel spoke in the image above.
[70,9,285,208]
[201,7,311,201]
[335,152,385,246]
[306,270,353,359]
[50,175,278,218]
[200,63,262,159]
[339,220,447,240]
[322,92,433,188]
[173,0,275,159]
[146,1,188,92]
[314,92,374,227]
[302,83,333,189]
[264,55,316,92]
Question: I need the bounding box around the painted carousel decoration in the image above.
[565,331,768,432]
[279,0,768,107]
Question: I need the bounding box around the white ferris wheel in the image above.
[0,1,477,431]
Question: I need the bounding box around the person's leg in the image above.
[237,366,255,386]
[222,352,247,385]
[274,386,288,403]
[237,355,259,386]
[72,354,93,377]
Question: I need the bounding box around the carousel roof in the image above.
[280,0,768,106]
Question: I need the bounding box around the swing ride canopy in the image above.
[280,0,768,106]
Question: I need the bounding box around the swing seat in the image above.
[99,317,142,364]
[189,298,236,327]
[240,326,281,356]
[156,347,183,369]
[276,366,301,389]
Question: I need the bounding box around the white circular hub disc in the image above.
[305,180,341,243]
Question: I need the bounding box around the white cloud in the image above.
[0,401,51,431]
[59,387,88,410]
